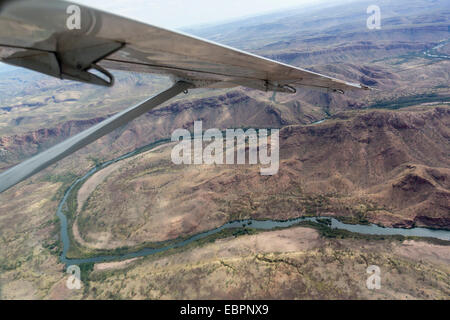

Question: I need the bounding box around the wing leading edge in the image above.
[0,0,371,93]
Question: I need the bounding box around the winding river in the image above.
[423,38,450,60]
[56,139,450,267]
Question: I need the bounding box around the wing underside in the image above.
[0,0,370,93]
[0,0,372,193]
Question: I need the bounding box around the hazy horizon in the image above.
[72,0,334,29]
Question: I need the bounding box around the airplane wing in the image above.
[0,0,370,93]
[0,0,371,193]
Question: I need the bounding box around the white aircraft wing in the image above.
[0,0,370,93]
[0,0,371,193]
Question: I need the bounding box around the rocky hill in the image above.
[74,106,449,251]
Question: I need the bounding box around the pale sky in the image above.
[72,0,329,29]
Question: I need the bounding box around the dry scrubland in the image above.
[1,106,449,299]
[70,229,450,299]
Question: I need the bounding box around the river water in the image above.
[56,141,450,266]
[423,38,450,60]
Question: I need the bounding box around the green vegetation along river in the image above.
[56,138,450,267]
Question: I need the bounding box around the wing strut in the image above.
[0,81,193,193]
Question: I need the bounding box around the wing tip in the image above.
[344,82,374,92]
[360,84,373,91]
